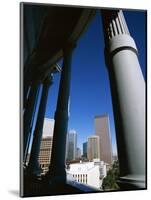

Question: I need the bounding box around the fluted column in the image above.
[101,10,146,188]
[46,43,75,184]
[23,81,40,161]
[27,76,53,177]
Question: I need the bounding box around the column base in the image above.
[117,175,146,190]
[44,168,67,187]
[24,163,42,180]
[47,175,66,185]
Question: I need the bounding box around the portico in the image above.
[21,4,146,197]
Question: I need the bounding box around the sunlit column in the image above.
[101,10,145,188]
[46,43,75,184]
[27,75,53,177]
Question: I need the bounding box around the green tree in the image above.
[102,160,120,191]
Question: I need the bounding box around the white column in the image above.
[101,10,146,188]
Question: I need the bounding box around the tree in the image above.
[102,160,120,190]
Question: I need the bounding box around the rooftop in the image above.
[68,161,99,173]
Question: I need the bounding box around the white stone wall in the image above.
[87,165,100,188]
[67,162,101,189]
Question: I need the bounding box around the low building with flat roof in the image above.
[67,161,101,189]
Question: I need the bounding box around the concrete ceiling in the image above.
[24,4,96,78]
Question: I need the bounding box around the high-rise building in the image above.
[76,147,81,159]
[42,118,55,137]
[38,137,53,175]
[94,115,113,165]
[87,136,100,161]
[83,142,87,158]
[38,118,54,174]
[66,130,77,161]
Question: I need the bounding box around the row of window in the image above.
[40,148,52,151]
[39,152,51,156]
[40,145,52,149]
[39,159,50,163]
[39,155,51,158]
[72,174,88,184]
[73,174,87,178]
[40,164,49,168]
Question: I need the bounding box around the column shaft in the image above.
[27,77,52,176]
[47,44,74,183]
[23,82,40,160]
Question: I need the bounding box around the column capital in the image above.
[101,9,130,40]
[101,9,138,65]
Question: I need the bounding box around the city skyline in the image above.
[43,10,146,156]
[40,115,113,157]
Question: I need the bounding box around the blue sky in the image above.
[44,10,146,156]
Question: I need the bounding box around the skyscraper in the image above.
[38,136,53,175]
[83,142,87,158]
[66,130,77,161]
[94,115,113,165]
[42,118,55,137]
[87,136,100,161]
[76,147,81,159]
[39,118,54,174]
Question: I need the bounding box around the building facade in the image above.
[87,136,100,161]
[95,115,113,165]
[66,130,77,161]
[76,147,82,159]
[37,118,55,174]
[42,118,55,137]
[93,159,107,188]
[38,136,53,175]
[83,142,87,158]
[93,159,107,176]
[67,162,101,189]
